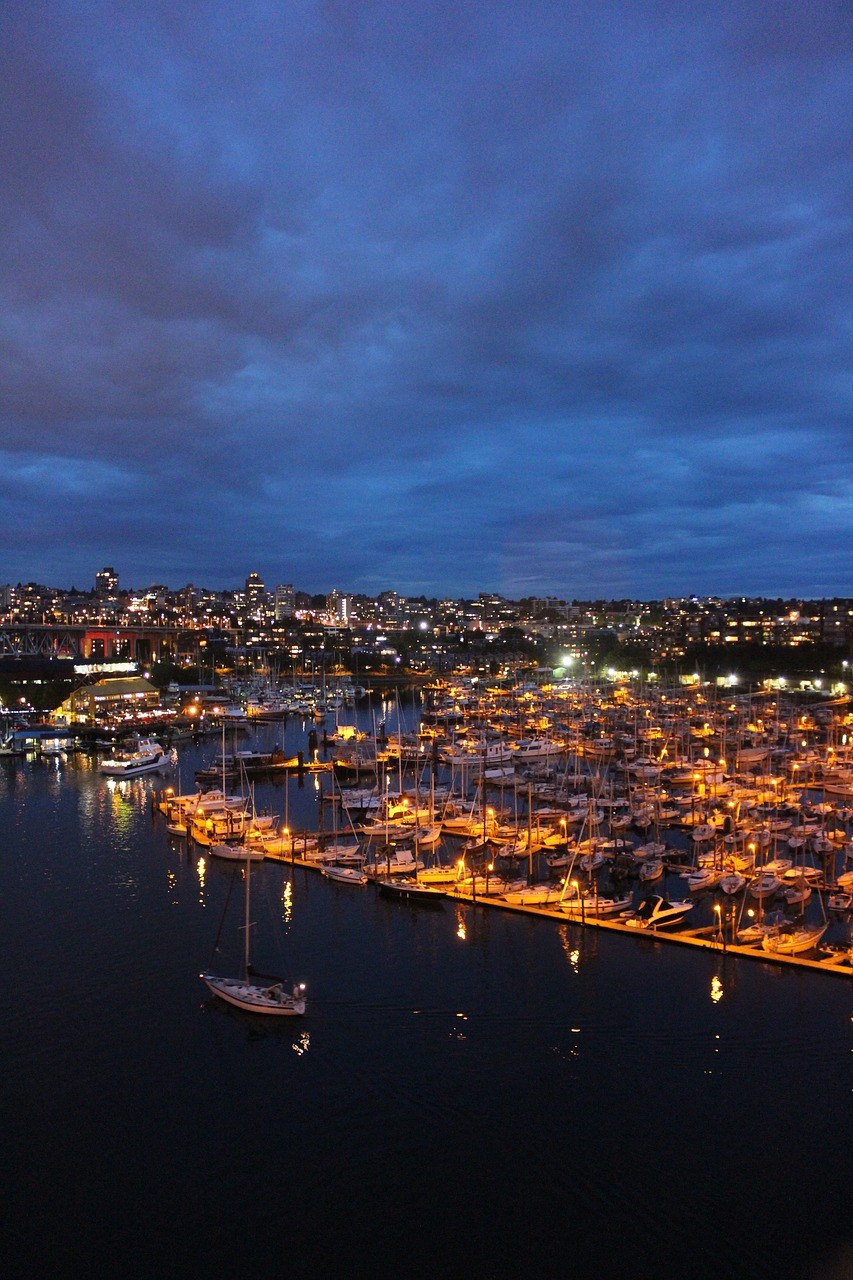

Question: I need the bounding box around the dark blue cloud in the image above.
[0,0,850,597]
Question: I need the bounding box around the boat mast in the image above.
[243,847,251,981]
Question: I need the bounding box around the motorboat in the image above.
[375,876,445,906]
[686,866,725,892]
[99,738,168,777]
[209,841,264,862]
[321,864,368,885]
[624,895,694,929]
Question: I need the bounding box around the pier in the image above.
[250,838,853,979]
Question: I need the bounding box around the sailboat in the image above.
[200,848,306,1016]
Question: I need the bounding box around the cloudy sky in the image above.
[1,0,850,599]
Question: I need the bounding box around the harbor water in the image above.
[1,705,851,1280]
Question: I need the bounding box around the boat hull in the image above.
[201,974,306,1015]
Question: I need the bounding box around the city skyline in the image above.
[2,2,850,599]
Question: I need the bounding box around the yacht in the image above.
[624,895,694,929]
[99,738,168,777]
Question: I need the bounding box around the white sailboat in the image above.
[200,849,306,1016]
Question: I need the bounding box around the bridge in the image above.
[0,623,188,662]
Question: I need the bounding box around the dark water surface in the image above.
[1,716,851,1280]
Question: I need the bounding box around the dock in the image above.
[257,838,853,980]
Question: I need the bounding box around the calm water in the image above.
[1,708,851,1280]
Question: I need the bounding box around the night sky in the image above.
[1,1,850,599]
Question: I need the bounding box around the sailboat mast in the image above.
[244,851,251,981]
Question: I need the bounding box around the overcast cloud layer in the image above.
[1,0,850,598]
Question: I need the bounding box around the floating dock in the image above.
[259,840,853,980]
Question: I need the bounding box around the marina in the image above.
[2,681,852,1280]
[139,674,853,982]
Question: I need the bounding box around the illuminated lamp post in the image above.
[571,879,584,925]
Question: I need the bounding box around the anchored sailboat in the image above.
[200,848,306,1016]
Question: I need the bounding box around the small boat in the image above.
[624,895,694,929]
[209,841,265,862]
[686,866,725,892]
[638,857,664,883]
[201,975,307,1014]
[761,922,828,955]
[375,876,445,906]
[321,864,368,885]
[502,883,563,906]
[747,873,782,900]
[782,876,812,907]
[561,891,633,918]
[737,910,787,946]
[417,864,461,885]
[201,848,306,1016]
[719,871,746,895]
[761,857,793,876]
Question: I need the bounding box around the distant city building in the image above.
[274,583,294,621]
[95,567,119,599]
[245,572,266,616]
[327,590,350,623]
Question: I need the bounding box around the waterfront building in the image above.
[53,675,162,725]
